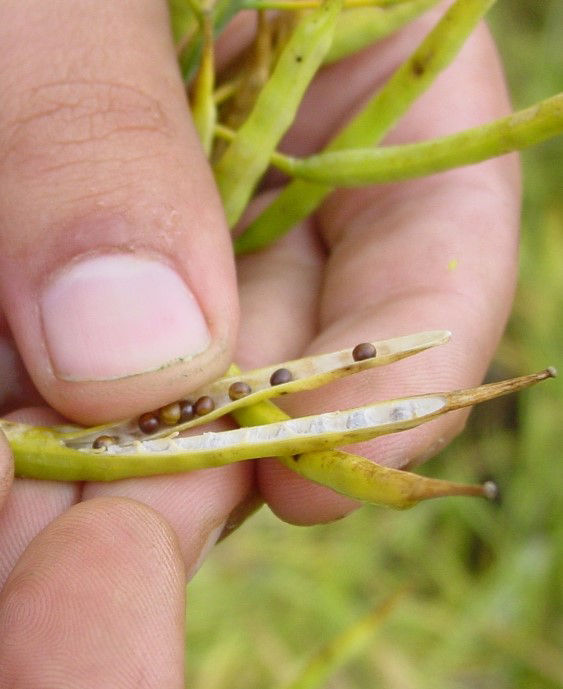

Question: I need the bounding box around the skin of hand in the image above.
[0,1,519,686]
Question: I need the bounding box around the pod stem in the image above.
[444,368,557,412]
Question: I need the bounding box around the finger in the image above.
[0,408,79,587]
[0,1,238,425]
[259,24,520,524]
[0,498,185,688]
[82,459,252,579]
[0,326,42,415]
[235,192,324,368]
[0,432,13,512]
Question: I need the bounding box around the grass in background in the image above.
[186,2,563,687]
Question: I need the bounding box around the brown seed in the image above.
[352,342,377,361]
[270,368,293,386]
[195,395,215,416]
[228,381,252,400]
[159,402,182,426]
[179,399,195,422]
[92,435,117,450]
[138,412,160,434]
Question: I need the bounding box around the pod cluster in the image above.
[92,342,376,450]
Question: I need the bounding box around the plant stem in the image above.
[325,0,441,65]
[191,13,216,155]
[214,0,342,227]
[274,93,563,184]
[235,0,497,254]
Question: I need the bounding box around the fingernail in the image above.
[40,254,210,381]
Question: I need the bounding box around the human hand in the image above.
[0,1,519,685]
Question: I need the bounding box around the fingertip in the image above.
[0,497,186,688]
[258,458,359,526]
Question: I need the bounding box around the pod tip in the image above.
[482,480,498,500]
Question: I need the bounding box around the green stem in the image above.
[213,0,342,227]
[326,0,441,65]
[274,94,563,184]
[235,0,496,254]
[243,0,416,9]
[191,13,216,155]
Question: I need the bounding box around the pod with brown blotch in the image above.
[3,368,554,485]
[62,330,451,451]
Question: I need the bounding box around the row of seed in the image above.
[92,343,376,449]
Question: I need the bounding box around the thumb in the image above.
[0,1,237,424]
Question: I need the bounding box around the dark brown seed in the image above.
[92,435,117,450]
[179,399,195,422]
[159,402,182,426]
[270,368,292,386]
[195,395,215,416]
[228,381,252,400]
[352,342,377,361]
[138,412,160,434]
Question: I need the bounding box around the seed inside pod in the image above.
[159,402,182,426]
[352,342,377,361]
[270,368,293,386]
[179,400,195,422]
[228,381,252,400]
[195,396,215,416]
[138,412,160,434]
[92,435,118,450]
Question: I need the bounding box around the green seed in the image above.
[228,381,252,400]
[159,402,182,426]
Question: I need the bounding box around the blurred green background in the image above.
[186,2,563,687]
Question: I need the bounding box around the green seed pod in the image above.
[55,330,452,450]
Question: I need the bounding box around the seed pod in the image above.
[138,412,160,434]
[3,368,554,485]
[352,342,377,361]
[92,435,118,450]
[58,330,453,450]
[195,396,215,416]
[229,381,252,400]
[270,368,292,386]
[159,402,182,426]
